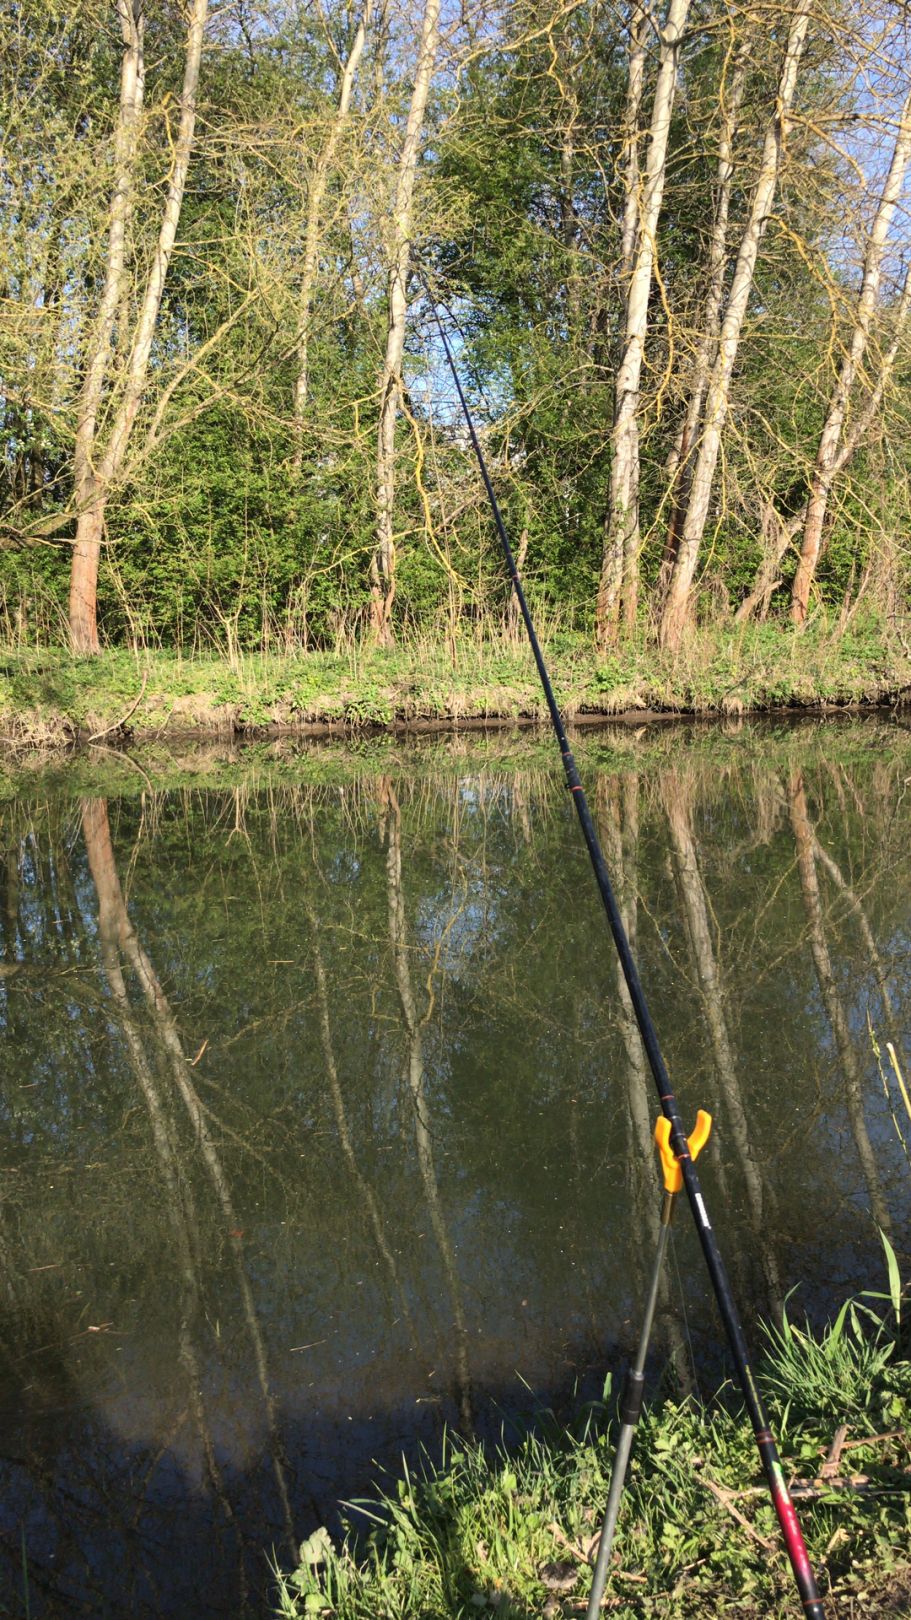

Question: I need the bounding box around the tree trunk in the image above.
[80,793,295,1546]
[594,769,693,1386]
[292,3,372,469]
[596,0,692,648]
[370,0,440,644]
[659,4,810,652]
[68,0,209,652]
[660,42,748,599]
[68,503,106,654]
[791,88,911,624]
[737,263,911,623]
[69,0,146,653]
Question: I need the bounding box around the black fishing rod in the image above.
[421,274,825,1618]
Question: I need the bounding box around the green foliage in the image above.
[2,0,911,651]
[275,1286,911,1618]
[0,620,909,746]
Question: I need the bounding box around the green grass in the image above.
[275,1274,911,1618]
[0,618,908,748]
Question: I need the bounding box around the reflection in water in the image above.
[788,771,893,1236]
[663,772,782,1312]
[0,719,908,1615]
[81,797,296,1572]
[380,778,475,1436]
[595,773,691,1389]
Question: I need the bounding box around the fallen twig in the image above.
[699,1475,775,1551]
[86,669,149,741]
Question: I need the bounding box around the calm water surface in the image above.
[0,718,909,1615]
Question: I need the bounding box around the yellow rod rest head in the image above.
[654,1109,713,1193]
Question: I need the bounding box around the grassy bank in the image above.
[276,1287,911,1619]
[1,621,909,748]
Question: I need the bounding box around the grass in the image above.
[274,1267,911,1619]
[0,619,909,748]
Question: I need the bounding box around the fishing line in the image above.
[419,269,826,1619]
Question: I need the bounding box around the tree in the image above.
[659,1,811,651]
[596,0,694,648]
[291,0,373,469]
[68,0,209,652]
[791,86,911,623]
[370,0,441,643]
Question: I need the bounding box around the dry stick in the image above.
[86,669,149,742]
[698,1474,775,1550]
[425,283,826,1619]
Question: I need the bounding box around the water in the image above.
[0,717,908,1615]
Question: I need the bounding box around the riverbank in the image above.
[1,622,909,748]
[277,1294,911,1618]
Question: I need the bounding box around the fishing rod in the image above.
[420,273,825,1618]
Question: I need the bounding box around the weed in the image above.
[274,1280,911,1618]
[1,621,909,748]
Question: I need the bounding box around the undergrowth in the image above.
[275,1264,911,1619]
[0,618,909,747]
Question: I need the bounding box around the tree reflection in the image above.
[379,776,474,1436]
[662,771,783,1311]
[81,796,296,1558]
[0,725,908,1613]
[787,771,892,1236]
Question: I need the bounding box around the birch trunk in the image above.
[659,4,810,652]
[619,4,648,286]
[595,0,692,648]
[791,88,911,624]
[660,43,748,596]
[306,896,416,1342]
[292,3,372,470]
[69,0,209,653]
[736,263,911,622]
[617,2,649,630]
[69,0,145,653]
[80,796,240,1540]
[370,0,440,644]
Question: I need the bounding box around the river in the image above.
[0,716,908,1615]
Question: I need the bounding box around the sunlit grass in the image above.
[274,1278,911,1619]
[1,617,909,747]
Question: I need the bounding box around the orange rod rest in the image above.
[654,1109,713,1193]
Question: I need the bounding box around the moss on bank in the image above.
[276,1295,911,1619]
[0,620,909,749]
